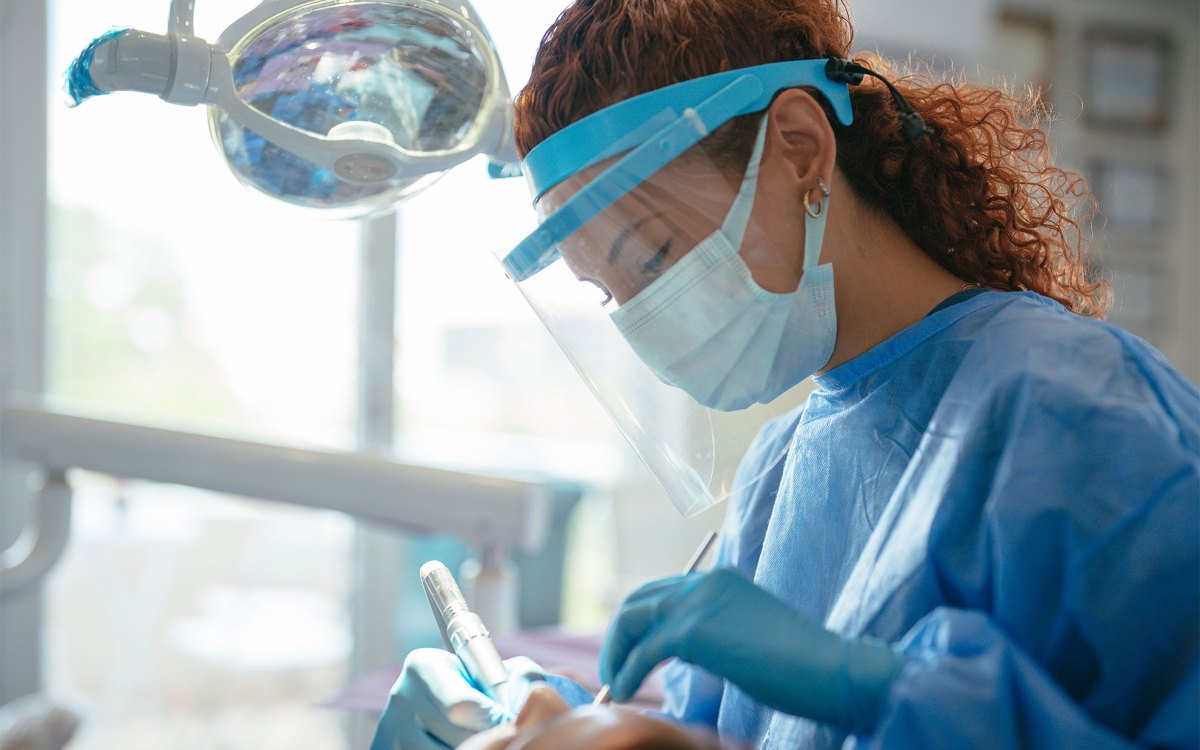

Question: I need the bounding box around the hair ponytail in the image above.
[831,54,1110,317]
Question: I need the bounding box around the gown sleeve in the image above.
[868,339,1200,749]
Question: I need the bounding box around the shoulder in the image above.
[928,293,1199,545]
[923,300,1199,646]
[960,292,1134,371]
[953,292,1198,433]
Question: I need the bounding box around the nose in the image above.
[515,684,570,730]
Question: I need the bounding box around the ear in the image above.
[762,88,836,193]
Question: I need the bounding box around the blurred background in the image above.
[1,0,1196,747]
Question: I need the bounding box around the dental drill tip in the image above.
[592,684,612,706]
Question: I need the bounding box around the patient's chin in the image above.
[457,723,519,750]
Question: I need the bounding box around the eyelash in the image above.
[581,239,672,307]
[583,278,613,306]
[641,240,672,275]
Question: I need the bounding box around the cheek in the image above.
[739,206,806,293]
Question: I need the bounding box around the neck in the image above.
[816,173,966,374]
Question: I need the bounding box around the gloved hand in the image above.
[370,648,546,750]
[600,568,904,733]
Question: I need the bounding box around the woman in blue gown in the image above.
[373,0,1199,747]
[512,1,1199,747]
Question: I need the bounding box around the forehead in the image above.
[537,151,736,214]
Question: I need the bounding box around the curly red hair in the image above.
[514,0,1110,317]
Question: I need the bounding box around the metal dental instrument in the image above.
[593,529,720,706]
[421,560,511,705]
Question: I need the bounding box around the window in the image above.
[44,2,362,747]
[49,0,361,448]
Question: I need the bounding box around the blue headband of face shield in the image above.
[500,59,854,281]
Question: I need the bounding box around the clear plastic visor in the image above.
[507,126,812,516]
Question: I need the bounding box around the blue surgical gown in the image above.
[662,290,1200,749]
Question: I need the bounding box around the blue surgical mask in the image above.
[609,117,837,411]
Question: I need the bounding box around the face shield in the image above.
[68,0,515,216]
[499,61,854,516]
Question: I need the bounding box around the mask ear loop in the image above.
[801,177,831,269]
[721,115,771,239]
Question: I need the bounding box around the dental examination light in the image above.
[67,0,518,216]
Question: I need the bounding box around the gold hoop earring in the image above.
[805,177,831,218]
[804,190,824,218]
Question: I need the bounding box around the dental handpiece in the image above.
[420,560,510,703]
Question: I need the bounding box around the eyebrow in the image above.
[608,213,664,265]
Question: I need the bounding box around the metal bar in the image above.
[0,0,51,704]
[0,472,72,598]
[358,211,398,450]
[351,210,401,747]
[167,0,195,34]
[0,0,48,404]
[0,405,548,549]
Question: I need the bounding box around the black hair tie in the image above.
[825,58,933,140]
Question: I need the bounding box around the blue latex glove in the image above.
[601,568,904,733]
[370,648,547,750]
